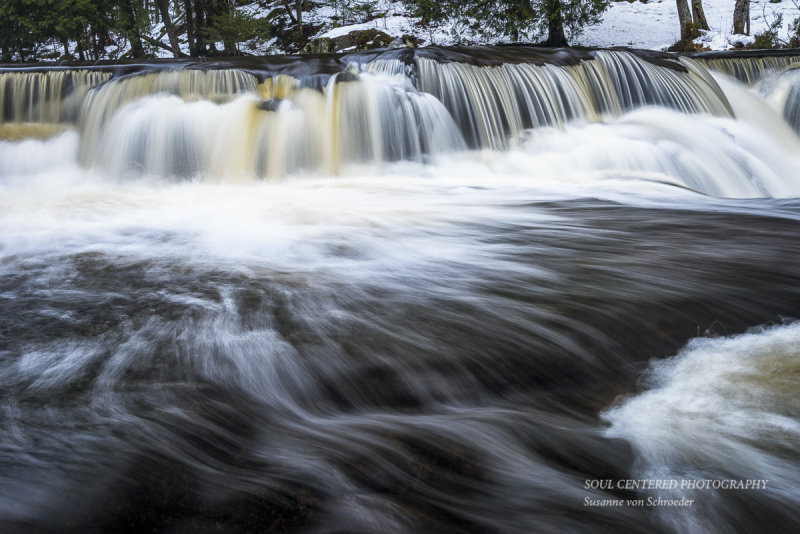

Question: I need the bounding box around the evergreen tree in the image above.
[0,0,105,61]
[407,0,609,45]
[116,0,147,58]
[204,2,270,56]
[155,0,182,57]
[0,0,616,62]
[0,0,40,61]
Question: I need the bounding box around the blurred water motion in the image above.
[1,47,800,533]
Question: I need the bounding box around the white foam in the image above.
[604,322,800,531]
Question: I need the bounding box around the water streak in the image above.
[0,70,111,124]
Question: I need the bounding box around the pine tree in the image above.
[156,0,182,57]
[406,0,610,45]
[118,0,146,58]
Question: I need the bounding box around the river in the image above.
[1,47,799,533]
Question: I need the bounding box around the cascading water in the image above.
[0,70,111,139]
[2,46,800,534]
[415,51,733,149]
[75,66,465,178]
[0,70,112,123]
[694,51,800,85]
[749,66,800,136]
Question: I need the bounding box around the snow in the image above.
[23,0,800,61]
[304,0,800,53]
[318,15,417,40]
[577,0,800,51]
[300,0,800,53]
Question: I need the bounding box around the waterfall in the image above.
[781,71,800,133]
[2,47,800,194]
[78,67,464,179]
[415,51,732,149]
[76,69,261,173]
[0,70,111,123]
[748,66,800,135]
[695,53,800,85]
[695,52,800,138]
[0,70,110,139]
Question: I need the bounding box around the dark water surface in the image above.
[2,187,800,533]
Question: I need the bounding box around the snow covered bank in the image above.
[574,0,799,51]
[304,0,800,53]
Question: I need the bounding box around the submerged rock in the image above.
[257,98,283,112]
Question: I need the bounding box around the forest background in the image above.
[1,0,799,62]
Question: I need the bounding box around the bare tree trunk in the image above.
[222,3,237,55]
[295,0,303,38]
[282,0,297,24]
[691,0,709,31]
[676,0,695,41]
[733,0,750,35]
[156,0,182,57]
[184,0,197,55]
[194,0,207,55]
[543,0,568,47]
[140,33,177,54]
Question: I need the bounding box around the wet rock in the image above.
[402,34,422,48]
[303,29,393,54]
[257,98,283,112]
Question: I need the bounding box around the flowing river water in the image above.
[1,47,800,533]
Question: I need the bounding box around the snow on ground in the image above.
[309,0,495,47]
[317,15,418,42]
[32,0,800,60]
[578,0,800,51]
[308,0,469,48]
[305,0,800,52]
[306,0,800,52]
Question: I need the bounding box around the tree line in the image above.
[0,0,771,63]
[0,0,280,61]
[0,0,622,62]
